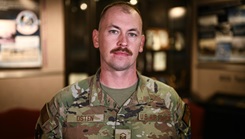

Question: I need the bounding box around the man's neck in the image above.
[99,68,138,89]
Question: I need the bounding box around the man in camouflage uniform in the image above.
[35,1,191,139]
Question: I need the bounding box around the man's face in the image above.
[93,6,145,71]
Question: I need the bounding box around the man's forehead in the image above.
[104,6,141,23]
[104,6,133,16]
[99,5,143,32]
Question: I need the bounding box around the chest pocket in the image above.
[62,106,117,139]
[119,102,177,139]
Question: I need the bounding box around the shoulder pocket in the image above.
[40,104,58,133]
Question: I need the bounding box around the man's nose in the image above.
[118,34,128,47]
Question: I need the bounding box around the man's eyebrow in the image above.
[109,24,120,30]
[109,24,140,34]
[109,24,140,33]
[128,28,140,33]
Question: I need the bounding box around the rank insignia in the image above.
[115,129,131,139]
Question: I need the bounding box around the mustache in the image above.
[110,47,133,56]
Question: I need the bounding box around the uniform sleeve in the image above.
[35,99,63,139]
[178,101,191,139]
[170,88,191,139]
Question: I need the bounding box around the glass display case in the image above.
[197,0,245,64]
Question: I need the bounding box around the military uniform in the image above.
[35,70,191,139]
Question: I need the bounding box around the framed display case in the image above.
[0,0,41,68]
[137,0,191,97]
[192,0,245,102]
[197,0,245,64]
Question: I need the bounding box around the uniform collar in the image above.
[89,69,152,108]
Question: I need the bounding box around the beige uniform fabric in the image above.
[35,70,191,139]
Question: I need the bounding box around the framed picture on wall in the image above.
[0,0,41,68]
[153,51,167,71]
[146,28,169,51]
[197,1,245,63]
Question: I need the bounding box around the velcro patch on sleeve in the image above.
[40,104,50,125]
[182,104,190,127]
[35,124,43,139]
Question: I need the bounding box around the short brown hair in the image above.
[100,1,141,18]
[99,1,142,25]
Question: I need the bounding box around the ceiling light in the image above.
[130,0,138,5]
[169,7,186,19]
[80,3,87,10]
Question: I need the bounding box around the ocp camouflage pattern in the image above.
[35,70,191,139]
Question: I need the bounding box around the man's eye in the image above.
[109,30,119,34]
[128,33,137,37]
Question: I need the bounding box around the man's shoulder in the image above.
[140,74,174,90]
[139,74,180,101]
[52,75,94,107]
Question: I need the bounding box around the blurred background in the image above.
[0,0,244,138]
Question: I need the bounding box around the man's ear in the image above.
[139,35,145,53]
[92,29,99,48]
